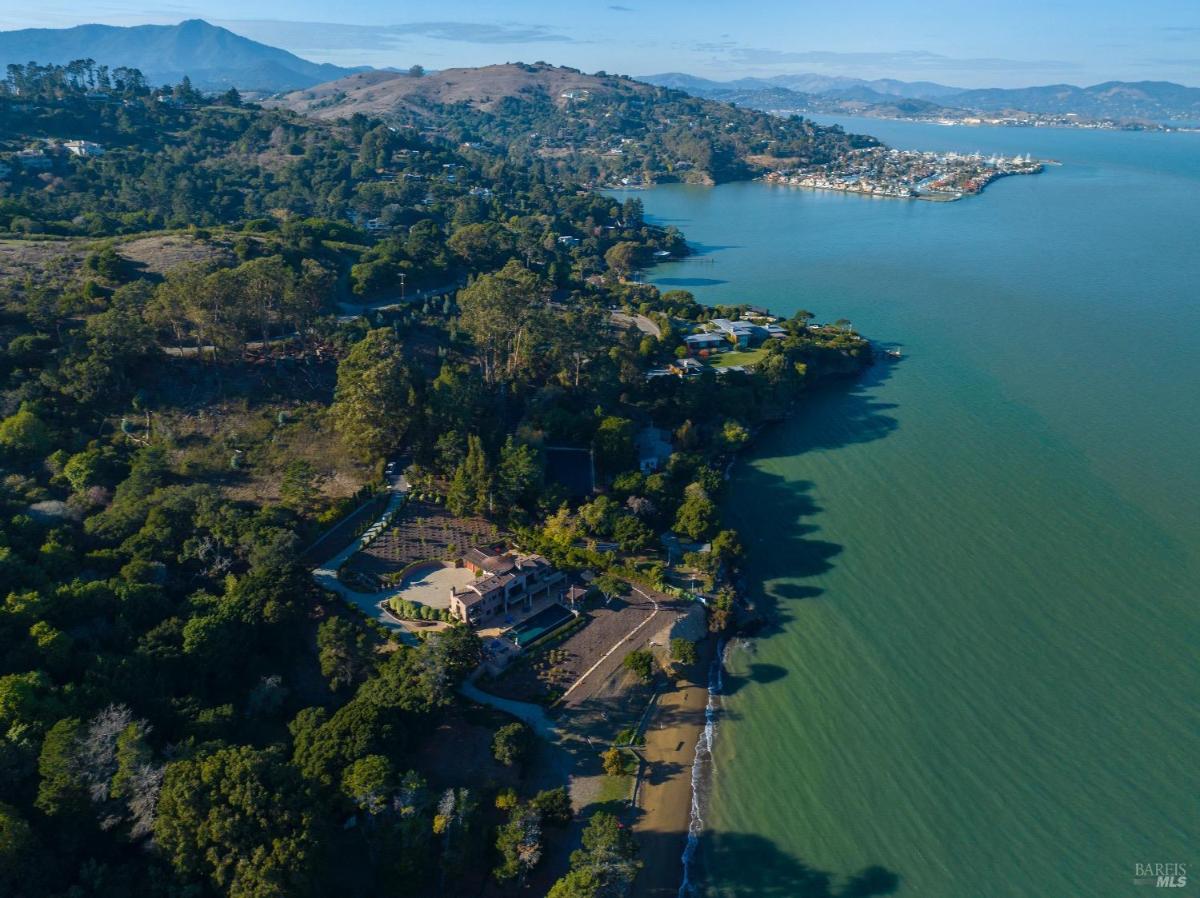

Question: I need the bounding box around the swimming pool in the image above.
[508,603,575,647]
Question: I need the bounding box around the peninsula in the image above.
[765,146,1045,200]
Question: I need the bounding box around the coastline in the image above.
[632,636,721,897]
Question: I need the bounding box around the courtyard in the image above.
[391,561,476,610]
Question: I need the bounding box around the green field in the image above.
[706,347,769,368]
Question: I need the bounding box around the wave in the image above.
[677,637,729,898]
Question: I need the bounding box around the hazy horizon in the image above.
[1,1,1197,89]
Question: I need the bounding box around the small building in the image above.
[557,235,580,246]
[636,426,673,473]
[669,358,705,377]
[563,584,590,608]
[16,150,52,170]
[63,140,104,158]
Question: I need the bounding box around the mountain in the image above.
[641,72,1200,123]
[640,72,963,101]
[939,81,1200,121]
[0,19,364,91]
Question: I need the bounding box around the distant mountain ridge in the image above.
[640,72,1200,122]
[0,19,365,91]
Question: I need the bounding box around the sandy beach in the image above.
[632,638,716,897]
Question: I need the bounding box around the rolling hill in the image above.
[273,62,878,185]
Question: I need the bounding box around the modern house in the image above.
[63,140,105,158]
[449,547,567,625]
[710,318,767,348]
[684,332,726,354]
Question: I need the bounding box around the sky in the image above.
[1,0,1198,87]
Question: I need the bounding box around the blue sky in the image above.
[2,0,1198,87]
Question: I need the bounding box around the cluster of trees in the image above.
[0,57,875,898]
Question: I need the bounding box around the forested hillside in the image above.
[0,60,869,898]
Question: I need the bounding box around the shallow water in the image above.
[615,118,1200,898]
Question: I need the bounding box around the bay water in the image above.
[617,117,1200,897]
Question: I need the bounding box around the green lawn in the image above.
[707,347,770,368]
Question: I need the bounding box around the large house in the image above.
[449,547,567,625]
[710,318,767,348]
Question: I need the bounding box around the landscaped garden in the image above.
[341,496,505,585]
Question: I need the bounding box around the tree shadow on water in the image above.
[687,831,900,898]
[720,663,788,696]
[726,366,901,641]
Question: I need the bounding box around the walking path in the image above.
[310,475,411,630]
[460,672,558,740]
[610,310,662,338]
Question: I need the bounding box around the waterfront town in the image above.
[765,145,1046,199]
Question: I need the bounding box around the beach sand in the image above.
[632,638,716,897]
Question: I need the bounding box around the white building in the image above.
[63,140,105,158]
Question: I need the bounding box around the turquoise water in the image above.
[616,119,1200,898]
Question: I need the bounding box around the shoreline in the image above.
[632,636,722,897]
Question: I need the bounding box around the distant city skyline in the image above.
[1,0,1197,87]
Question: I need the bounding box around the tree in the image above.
[317,617,371,692]
[604,242,646,279]
[494,802,542,883]
[280,460,320,514]
[0,405,51,462]
[718,419,750,452]
[492,722,530,768]
[342,754,394,815]
[34,718,87,818]
[710,529,744,568]
[155,746,321,898]
[331,329,422,461]
[457,261,551,384]
[670,638,698,666]
[673,484,719,541]
[612,515,654,553]
[496,437,543,513]
[622,649,654,682]
[593,573,627,603]
[0,802,37,894]
[593,416,635,475]
[531,787,572,826]
[548,811,639,896]
[447,434,491,516]
[600,747,625,777]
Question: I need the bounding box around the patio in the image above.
[394,562,476,610]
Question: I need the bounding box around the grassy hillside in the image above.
[276,62,879,186]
